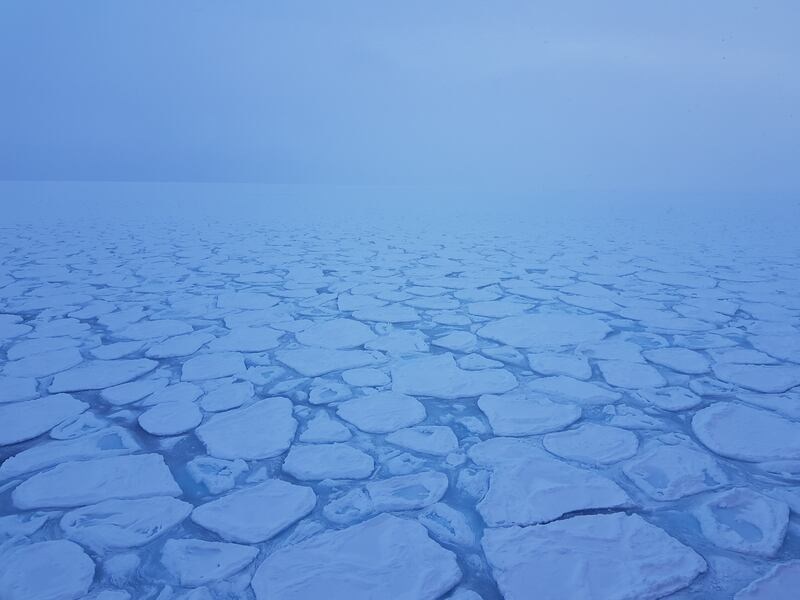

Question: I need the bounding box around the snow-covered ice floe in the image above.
[0,205,799,599]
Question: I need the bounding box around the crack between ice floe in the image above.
[538,506,633,526]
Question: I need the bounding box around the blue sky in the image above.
[1,1,798,194]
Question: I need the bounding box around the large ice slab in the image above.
[735,560,800,600]
[295,318,376,348]
[623,439,728,500]
[527,352,592,379]
[750,334,800,363]
[138,401,202,436]
[191,479,316,543]
[478,390,581,436]
[527,375,621,405]
[636,386,702,411]
[352,304,420,323]
[251,514,461,599]
[3,346,83,378]
[299,410,352,442]
[543,423,638,465]
[483,513,706,600]
[61,496,192,553]
[186,456,247,495]
[0,540,95,600]
[694,488,789,557]
[0,426,139,480]
[712,363,800,394]
[692,402,800,462]
[469,438,629,526]
[196,397,297,460]
[161,538,258,587]
[217,291,279,310]
[392,353,517,399]
[0,394,87,446]
[181,352,246,381]
[418,502,475,547]
[200,381,254,412]
[336,391,426,433]
[386,425,458,456]
[12,453,181,509]
[276,347,384,376]
[207,326,284,352]
[643,346,710,374]
[282,443,374,480]
[324,471,449,524]
[145,331,215,358]
[477,313,611,349]
[0,376,38,403]
[50,359,158,392]
[116,319,192,340]
[597,359,666,389]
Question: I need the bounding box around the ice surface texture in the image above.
[0,208,799,599]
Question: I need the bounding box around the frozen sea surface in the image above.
[1,190,800,599]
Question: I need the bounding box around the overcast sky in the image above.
[1,1,798,194]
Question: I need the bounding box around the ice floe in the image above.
[324,471,449,524]
[597,359,667,388]
[299,410,352,442]
[276,347,384,376]
[61,496,192,553]
[295,318,376,348]
[392,353,517,399]
[0,540,95,600]
[623,438,728,500]
[527,352,592,379]
[693,402,800,462]
[418,502,475,547]
[139,401,202,436]
[478,390,581,436]
[528,375,621,405]
[181,352,246,381]
[3,346,83,378]
[251,514,461,599]
[469,438,629,526]
[186,456,247,495]
[0,393,87,446]
[196,398,296,460]
[643,346,711,374]
[0,376,38,403]
[282,443,374,480]
[146,332,215,358]
[386,425,459,455]
[199,381,254,412]
[712,363,800,394]
[12,453,181,509]
[161,538,258,587]
[636,386,703,411]
[341,367,390,387]
[336,391,426,433]
[694,488,789,557]
[50,359,158,392]
[483,513,706,600]
[0,426,139,480]
[543,423,638,465]
[735,560,800,599]
[477,313,611,349]
[191,479,316,543]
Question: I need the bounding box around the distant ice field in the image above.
[1,190,799,599]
